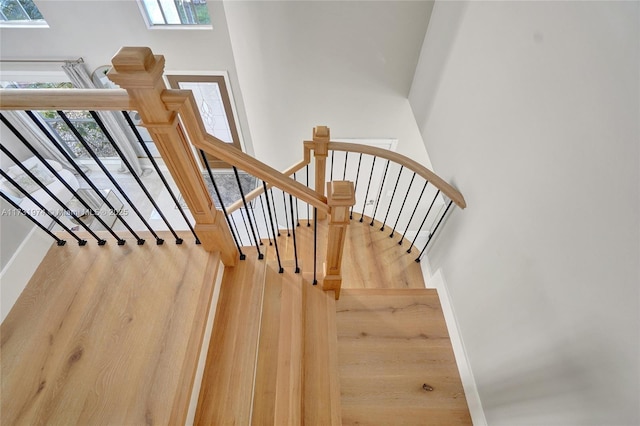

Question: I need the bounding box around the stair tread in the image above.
[304,282,342,425]
[252,261,304,425]
[194,253,267,426]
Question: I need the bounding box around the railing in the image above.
[0,46,463,299]
[312,138,466,262]
[0,109,198,247]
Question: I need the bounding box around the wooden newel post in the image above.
[313,126,330,220]
[108,47,238,266]
[323,180,356,300]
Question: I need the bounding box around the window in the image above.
[167,75,243,168]
[1,82,118,159]
[0,0,47,26]
[139,0,211,27]
[37,110,118,159]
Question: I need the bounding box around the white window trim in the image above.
[0,21,48,28]
[163,71,246,172]
[135,0,212,30]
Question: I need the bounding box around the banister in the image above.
[322,141,466,209]
[0,88,133,111]
[226,158,310,214]
[162,90,329,213]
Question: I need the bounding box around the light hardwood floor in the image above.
[1,231,220,426]
[336,289,472,425]
[262,215,426,289]
[2,215,468,425]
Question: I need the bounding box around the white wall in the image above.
[223,1,433,171]
[409,1,639,424]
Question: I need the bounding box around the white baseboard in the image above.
[0,227,53,323]
[185,260,225,426]
[422,264,487,425]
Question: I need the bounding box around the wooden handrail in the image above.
[0,88,134,111]
[322,141,466,209]
[162,90,329,213]
[226,158,310,214]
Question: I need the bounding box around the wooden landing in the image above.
[264,215,426,289]
[1,231,221,426]
[336,289,472,425]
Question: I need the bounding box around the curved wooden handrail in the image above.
[324,141,466,209]
[0,88,133,111]
[163,90,329,213]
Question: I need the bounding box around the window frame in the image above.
[0,0,48,28]
[166,73,244,169]
[136,0,212,30]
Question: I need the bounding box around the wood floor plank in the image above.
[1,231,221,426]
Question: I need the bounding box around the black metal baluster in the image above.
[122,111,196,244]
[399,180,428,246]
[1,169,88,246]
[370,160,390,226]
[90,111,166,245]
[350,153,362,220]
[258,193,272,246]
[200,150,244,258]
[293,172,300,227]
[360,156,377,222]
[1,114,125,244]
[0,191,67,246]
[306,165,310,227]
[248,204,264,245]
[289,194,300,273]
[263,181,283,273]
[58,111,149,245]
[391,172,416,239]
[233,166,263,259]
[343,151,348,180]
[270,188,281,237]
[282,190,291,237]
[313,207,318,285]
[408,189,440,254]
[0,151,106,245]
[24,111,137,245]
[230,213,245,250]
[330,150,334,182]
[380,166,404,231]
[416,200,453,263]
[0,172,85,245]
[239,208,254,247]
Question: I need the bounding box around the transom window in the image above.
[138,0,211,27]
[0,0,47,26]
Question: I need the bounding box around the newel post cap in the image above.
[326,181,355,207]
[108,47,166,88]
[313,125,330,140]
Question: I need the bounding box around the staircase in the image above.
[194,221,471,425]
[0,46,471,424]
[194,247,342,425]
